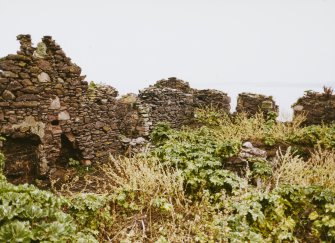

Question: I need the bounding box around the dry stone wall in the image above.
[236,92,279,118]
[0,35,232,181]
[0,34,333,184]
[0,35,121,180]
[138,79,195,129]
[293,91,335,125]
[138,77,231,129]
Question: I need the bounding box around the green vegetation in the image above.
[68,158,80,167]
[88,81,97,90]
[289,124,335,148]
[0,182,99,242]
[88,81,108,90]
[150,122,242,198]
[1,109,335,242]
[0,151,116,242]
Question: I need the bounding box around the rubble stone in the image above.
[138,77,231,129]
[37,72,50,82]
[2,90,15,100]
[49,96,61,110]
[58,111,70,120]
[293,90,335,125]
[236,92,278,118]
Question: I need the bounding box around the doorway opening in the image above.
[57,133,82,166]
[2,135,41,185]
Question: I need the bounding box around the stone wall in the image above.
[138,79,195,129]
[0,35,121,180]
[138,77,230,129]
[292,90,335,125]
[0,35,232,182]
[1,34,333,184]
[236,93,279,118]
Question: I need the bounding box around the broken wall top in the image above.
[293,90,335,125]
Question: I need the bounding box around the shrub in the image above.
[288,124,335,149]
[88,81,97,90]
[194,108,306,148]
[149,122,172,145]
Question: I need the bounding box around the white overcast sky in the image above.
[1,0,335,117]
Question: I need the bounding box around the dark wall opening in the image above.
[2,135,41,185]
[51,120,59,126]
[57,133,82,166]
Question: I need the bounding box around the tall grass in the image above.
[195,108,305,144]
[57,156,228,242]
[270,147,335,190]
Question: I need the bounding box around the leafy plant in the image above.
[223,185,335,242]
[250,158,272,180]
[289,124,335,149]
[66,193,114,238]
[149,122,172,145]
[69,158,80,167]
[150,125,243,197]
[0,178,98,242]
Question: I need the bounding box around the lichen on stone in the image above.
[33,42,47,59]
[12,116,46,139]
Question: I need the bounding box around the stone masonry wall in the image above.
[0,34,333,183]
[0,35,121,180]
[236,92,279,118]
[138,77,231,129]
[0,36,232,181]
[292,90,335,125]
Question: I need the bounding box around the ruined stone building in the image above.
[0,35,333,184]
[0,35,231,183]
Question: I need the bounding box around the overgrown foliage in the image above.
[150,123,243,198]
[289,124,335,149]
[225,185,335,242]
[0,151,112,242]
[1,109,335,242]
[0,181,101,242]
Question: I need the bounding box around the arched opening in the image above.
[57,133,82,166]
[2,134,41,185]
